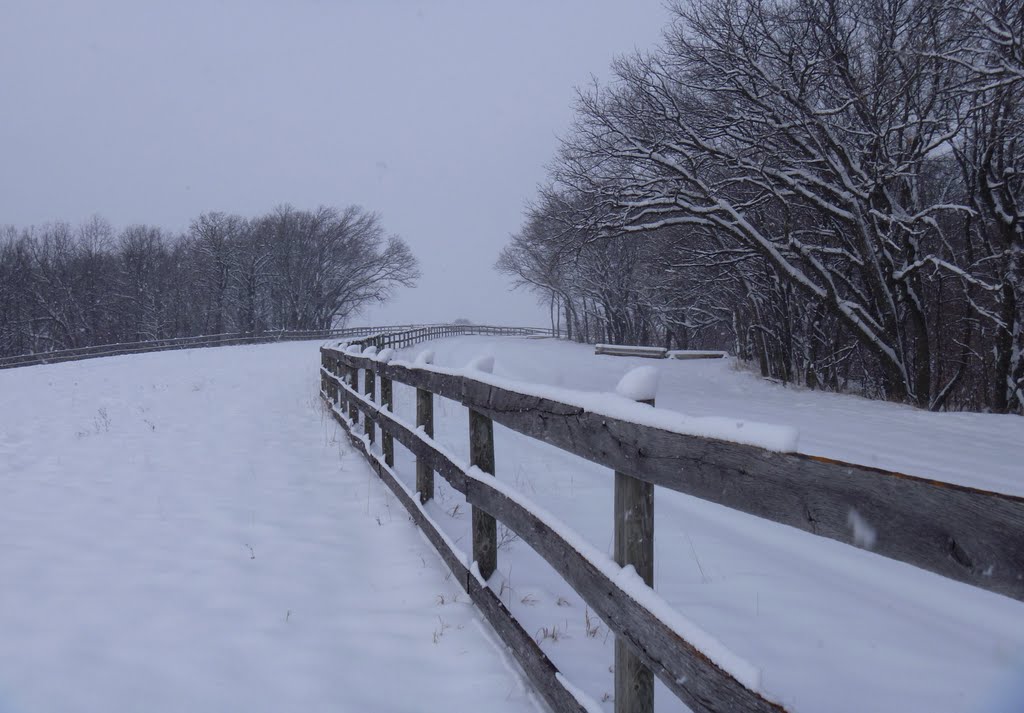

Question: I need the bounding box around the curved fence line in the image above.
[0,323,552,370]
[319,337,1024,713]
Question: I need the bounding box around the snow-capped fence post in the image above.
[415,350,435,503]
[363,365,376,445]
[467,355,498,581]
[320,352,328,399]
[614,368,658,713]
[380,374,394,467]
[333,356,343,406]
[337,357,348,411]
[469,407,497,581]
[347,366,358,424]
[416,387,434,502]
[325,355,338,405]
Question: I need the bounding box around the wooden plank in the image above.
[667,350,727,360]
[322,349,1024,603]
[464,480,786,713]
[595,344,667,359]
[459,383,1024,601]
[469,408,497,582]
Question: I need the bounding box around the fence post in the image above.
[335,356,346,411]
[325,354,336,404]
[364,362,376,445]
[347,364,358,424]
[333,355,343,406]
[320,352,328,396]
[614,389,656,713]
[381,370,394,467]
[470,408,497,581]
[416,352,435,503]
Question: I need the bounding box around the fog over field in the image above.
[0,0,668,325]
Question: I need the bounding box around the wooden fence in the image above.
[319,327,1024,713]
[0,323,550,370]
[594,344,728,360]
[595,343,668,359]
[348,324,548,351]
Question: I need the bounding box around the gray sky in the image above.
[0,1,668,326]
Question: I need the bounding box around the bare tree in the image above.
[0,204,418,357]
[499,0,1022,412]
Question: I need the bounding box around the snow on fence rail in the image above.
[319,327,1024,713]
[0,327,387,369]
[340,324,549,352]
[594,343,667,359]
[667,349,727,360]
[0,323,551,370]
[595,344,728,360]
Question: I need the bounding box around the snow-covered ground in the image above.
[3,336,1022,713]
[0,342,541,713]
[376,336,1024,713]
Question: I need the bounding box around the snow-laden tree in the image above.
[502,0,1022,412]
[559,0,971,405]
[948,0,1024,410]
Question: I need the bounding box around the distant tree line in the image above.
[498,0,1022,413]
[0,205,418,356]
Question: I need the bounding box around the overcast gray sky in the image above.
[0,1,668,326]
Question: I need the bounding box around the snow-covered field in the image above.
[0,342,541,713]
[2,336,1022,713]
[377,336,1024,713]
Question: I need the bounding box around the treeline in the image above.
[498,0,1022,413]
[0,205,418,356]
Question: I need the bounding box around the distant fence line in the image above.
[319,325,1024,713]
[0,323,553,370]
[346,324,549,351]
[593,343,727,360]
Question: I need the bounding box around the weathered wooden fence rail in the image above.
[595,343,728,360]
[0,323,550,370]
[319,328,1024,713]
[0,326,394,369]
[348,324,548,352]
[595,343,668,359]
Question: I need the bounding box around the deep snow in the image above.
[2,335,1022,713]
[0,341,541,713]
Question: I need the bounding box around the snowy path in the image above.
[0,342,540,713]
[378,336,1024,713]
